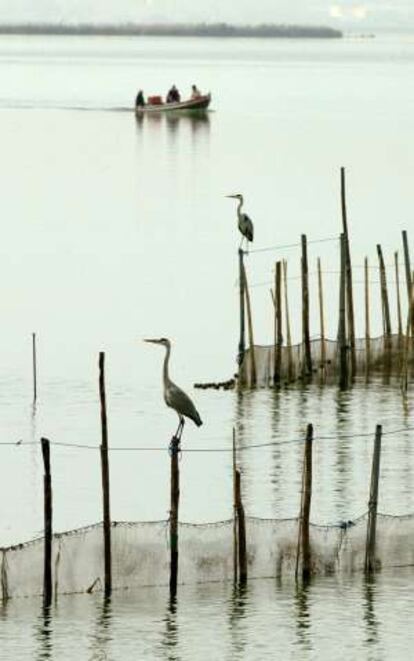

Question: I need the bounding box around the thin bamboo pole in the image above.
[273,261,282,385]
[341,167,356,374]
[338,234,348,389]
[301,235,312,378]
[402,230,412,303]
[99,352,112,598]
[365,425,382,573]
[41,437,52,606]
[283,259,294,381]
[317,257,326,371]
[364,257,371,372]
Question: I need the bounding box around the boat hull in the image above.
[136,94,211,113]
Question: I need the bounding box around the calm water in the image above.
[0,33,413,659]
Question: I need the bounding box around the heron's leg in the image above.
[177,417,185,441]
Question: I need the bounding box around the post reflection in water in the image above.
[227,583,249,660]
[294,580,312,652]
[161,595,179,661]
[363,574,379,647]
[89,596,113,661]
[35,604,53,661]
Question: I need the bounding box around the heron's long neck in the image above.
[163,344,171,383]
[237,198,244,217]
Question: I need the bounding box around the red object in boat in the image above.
[147,95,163,105]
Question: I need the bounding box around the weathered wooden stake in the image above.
[99,352,112,598]
[232,428,238,583]
[238,249,246,366]
[301,424,313,581]
[242,261,257,386]
[341,167,356,374]
[170,436,180,597]
[235,469,247,584]
[283,259,294,381]
[402,230,412,303]
[32,332,37,402]
[317,257,326,371]
[273,261,283,385]
[301,235,312,378]
[365,425,382,573]
[395,252,403,337]
[377,244,392,338]
[1,550,8,602]
[41,437,52,606]
[338,234,348,389]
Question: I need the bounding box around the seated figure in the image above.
[166,85,181,103]
[191,84,202,99]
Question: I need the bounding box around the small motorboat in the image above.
[136,93,211,113]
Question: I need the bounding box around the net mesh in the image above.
[240,334,414,386]
[2,513,413,599]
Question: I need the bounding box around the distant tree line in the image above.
[0,22,343,39]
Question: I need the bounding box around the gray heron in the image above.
[144,338,202,441]
[227,194,254,249]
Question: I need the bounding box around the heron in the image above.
[226,194,254,250]
[144,337,202,442]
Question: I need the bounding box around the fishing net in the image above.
[2,513,414,599]
[240,334,414,387]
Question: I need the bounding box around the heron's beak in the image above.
[226,194,238,199]
[144,338,162,345]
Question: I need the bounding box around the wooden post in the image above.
[283,259,294,381]
[1,550,8,602]
[401,280,414,392]
[377,244,392,338]
[301,234,312,378]
[338,234,348,389]
[238,249,246,366]
[99,352,112,598]
[341,167,356,374]
[32,332,37,402]
[273,261,283,385]
[41,437,52,606]
[317,257,326,371]
[395,252,403,337]
[301,424,313,581]
[365,425,382,573]
[170,436,180,597]
[235,469,247,584]
[365,257,371,373]
[402,230,412,303]
[232,428,238,583]
[242,261,257,387]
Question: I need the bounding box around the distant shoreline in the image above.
[0,22,343,39]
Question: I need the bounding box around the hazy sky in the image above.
[1,1,414,28]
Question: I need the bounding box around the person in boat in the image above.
[166,85,181,103]
[135,90,145,107]
[191,84,202,99]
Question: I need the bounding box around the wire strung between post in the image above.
[247,235,339,255]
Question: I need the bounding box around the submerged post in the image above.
[170,436,180,597]
[238,249,246,366]
[99,352,112,598]
[302,424,313,581]
[41,437,52,606]
[365,425,382,573]
[32,332,37,403]
[232,428,238,583]
[301,234,312,378]
[235,469,247,584]
[338,234,348,389]
[341,167,356,375]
